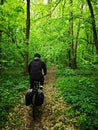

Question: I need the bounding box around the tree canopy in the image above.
[0,0,98,70]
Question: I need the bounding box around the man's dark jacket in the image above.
[28,57,47,80]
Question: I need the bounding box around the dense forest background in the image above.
[0,0,98,129]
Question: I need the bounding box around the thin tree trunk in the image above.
[87,0,98,54]
[68,0,74,68]
[73,4,84,69]
[24,0,30,73]
[0,0,4,4]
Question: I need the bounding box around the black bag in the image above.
[35,89,44,106]
[25,89,33,106]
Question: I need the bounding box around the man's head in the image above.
[34,53,41,58]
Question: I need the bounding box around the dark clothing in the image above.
[28,57,47,88]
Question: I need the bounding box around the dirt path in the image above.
[3,66,75,130]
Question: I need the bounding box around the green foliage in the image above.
[0,0,26,69]
[55,67,98,130]
[0,68,28,127]
[0,0,98,128]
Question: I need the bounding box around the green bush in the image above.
[55,68,98,130]
[0,69,29,127]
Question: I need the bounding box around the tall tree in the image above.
[0,0,4,5]
[87,0,98,54]
[24,0,30,73]
[68,0,74,68]
[73,4,84,69]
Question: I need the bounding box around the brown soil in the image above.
[3,66,75,130]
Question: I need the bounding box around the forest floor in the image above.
[3,66,76,130]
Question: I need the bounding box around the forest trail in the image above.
[3,66,75,130]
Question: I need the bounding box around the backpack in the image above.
[25,89,33,106]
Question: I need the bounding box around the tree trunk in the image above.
[0,0,4,4]
[68,0,75,69]
[24,0,30,73]
[73,4,84,69]
[87,0,98,54]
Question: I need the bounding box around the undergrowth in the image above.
[0,68,29,128]
[55,66,98,130]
